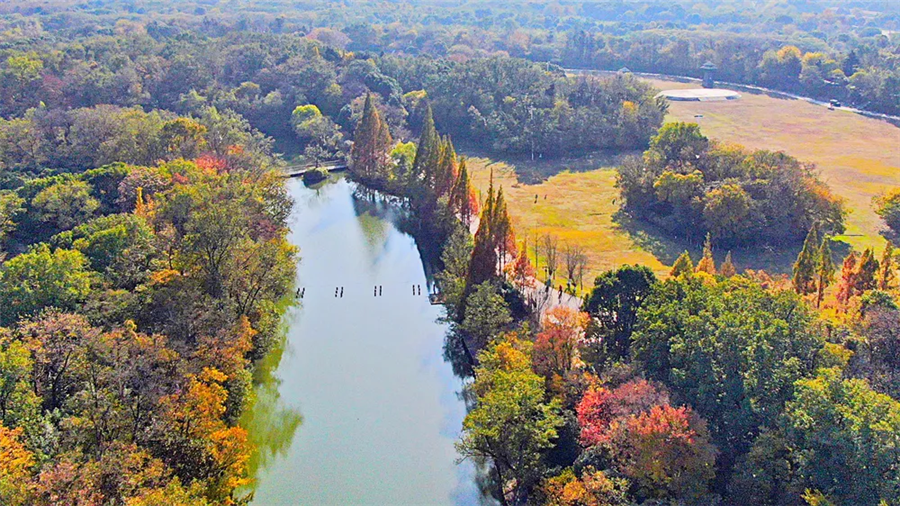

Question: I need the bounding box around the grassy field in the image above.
[645,77,900,252]
[463,78,900,283]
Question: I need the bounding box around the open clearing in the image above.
[464,77,900,283]
[646,77,900,252]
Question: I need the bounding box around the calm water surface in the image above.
[243,177,487,505]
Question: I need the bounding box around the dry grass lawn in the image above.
[645,77,900,252]
[462,77,900,284]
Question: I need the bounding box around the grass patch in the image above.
[462,78,898,284]
[646,77,900,252]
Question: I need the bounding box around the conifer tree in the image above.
[508,239,536,290]
[878,241,895,290]
[792,225,820,295]
[492,187,515,271]
[412,104,440,187]
[434,136,458,197]
[695,233,717,275]
[671,251,693,277]
[855,248,879,293]
[836,251,859,305]
[350,93,393,180]
[467,174,498,288]
[450,159,478,227]
[720,251,736,278]
[816,238,836,307]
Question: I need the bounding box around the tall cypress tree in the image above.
[878,241,895,290]
[450,158,478,227]
[836,251,859,305]
[434,136,458,198]
[816,237,836,307]
[412,103,439,187]
[792,225,820,295]
[855,247,879,292]
[350,93,392,180]
[467,173,497,289]
[492,187,515,271]
[720,251,736,278]
[671,251,694,277]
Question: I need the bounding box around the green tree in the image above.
[350,93,392,180]
[457,332,563,505]
[855,247,879,293]
[461,281,512,350]
[0,191,23,248]
[0,245,93,325]
[632,276,823,469]
[792,225,820,295]
[647,122,708,166]
[32,180,100,234]
[0,332,38,432]
[816,238,836,307]
[583,265,657,362]
[670,251,693,277]
[874,188,900,236]
[878,241,894,290]
[783,368,900,505]
[292,104,344,166]
[411,103,440,189]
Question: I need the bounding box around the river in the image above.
[241,176,490,505]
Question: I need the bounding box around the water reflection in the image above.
[243,176,493,505]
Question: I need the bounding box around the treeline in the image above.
[12,0,893,116]
[617,122,846,246]
[563,32,900,116]
[379,57,666,155]
[0,27,664,162]
[0,106,295,504]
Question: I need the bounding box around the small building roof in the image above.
[618,66,632,73]
[700,61,717,70]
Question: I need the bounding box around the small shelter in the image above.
[700,61,717,88]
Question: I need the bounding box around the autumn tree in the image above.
[695,233,716,275]
[836,251,859,305]
[576,379,670,447]
[350,93,392,180]
[0,424,35,505]
[540,467,630,506]
[457,332,563,505]
[607,405,717,502]
[507,239,535,292]
[18,311,95,412]
[720,251,736,278]
[532,306,589,388]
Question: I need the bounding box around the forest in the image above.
[0,1,897,506]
